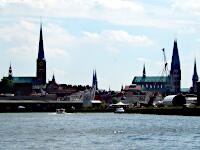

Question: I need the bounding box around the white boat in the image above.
[56,108,65,114]
[115,107,125,113]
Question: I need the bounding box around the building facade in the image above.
[132,40,181,95]
[3,24,47,92]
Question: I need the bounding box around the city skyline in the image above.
[0,0,200,90]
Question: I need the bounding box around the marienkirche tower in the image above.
[36,24,46,85]
[170,40,181,94]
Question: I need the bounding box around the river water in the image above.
[0,113,200,150]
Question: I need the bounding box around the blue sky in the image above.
[0,0,200,90]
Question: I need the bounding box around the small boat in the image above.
[115,107,125,113]
[56,108,65,114]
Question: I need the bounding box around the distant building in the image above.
[132,40,181,95]
[2,24,46,93]
[132,64,170,94]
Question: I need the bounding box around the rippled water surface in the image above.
[0,113,200,150]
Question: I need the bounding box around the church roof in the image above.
[3,77,37,84]
[132,76,169,83]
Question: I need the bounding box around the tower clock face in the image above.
[39,61,43,67]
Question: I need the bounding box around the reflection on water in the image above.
[0,113,200,150]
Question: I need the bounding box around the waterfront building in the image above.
[2,24,47,92]
[132,40,182,95]
[132,64,170,94]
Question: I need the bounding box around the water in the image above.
[0,113,200,150]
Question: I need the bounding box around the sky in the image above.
[0,0,200,91]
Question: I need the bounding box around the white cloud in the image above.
[0,0,199,33]
[171,0,200,16]
[82,30,153,45]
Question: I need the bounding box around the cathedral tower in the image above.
[170,40,181,94]
[36,24,46,85]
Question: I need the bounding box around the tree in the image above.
[0,78,14,94]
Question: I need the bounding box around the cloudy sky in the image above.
[0,0,200,90]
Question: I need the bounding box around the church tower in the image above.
[36,24,46,85]
[92,70,98,90]
[192,59,199,92]
[170,40,181,94]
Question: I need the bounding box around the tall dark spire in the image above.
[36,23,46,85]
[171,40,180,71]
[94,70,98,90]
[52,73,55,83]
[38,23,45,60]
[170,39,181,94]
[193,59,198,80]
[143,63,146,78]
[192,58,199,92]
[92,69,98,90]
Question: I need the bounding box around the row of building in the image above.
[1,23,198,97]
[1,24,98,97]
[131,40,198,95]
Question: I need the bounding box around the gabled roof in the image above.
[132,76,169,83]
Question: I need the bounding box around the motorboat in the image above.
[115,107,125,113]
[56,108,65,114]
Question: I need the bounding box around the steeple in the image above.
[38,23,45,60]
[36,23,46,85]
[8,63,12,79]
[170,39,181,94]
[143,64,146,78]
[171,40,180,71]
[94,70,98,90]
[92,69,98,90]
[192,58,199,92]
[121,85,123,91]
[52,73,55,83]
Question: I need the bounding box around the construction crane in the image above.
[161,48,169,77]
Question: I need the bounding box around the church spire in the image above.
[170,39,181,94]
[52,73,55,83]
[143,63,146,78]
[92,69,98,90]
[8,62,12,79]
[171,40,180,70]
[192,58,199,92]
[94,69,98,90]
[38,23,45,60]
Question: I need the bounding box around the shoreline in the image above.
[1,107,200,116]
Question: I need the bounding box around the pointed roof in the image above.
[38,23,45,60]
[193,58,199,81]
[8,63,12,76]
[143,63,146,78]
[171,40,180,70]
[52,73,55,82]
